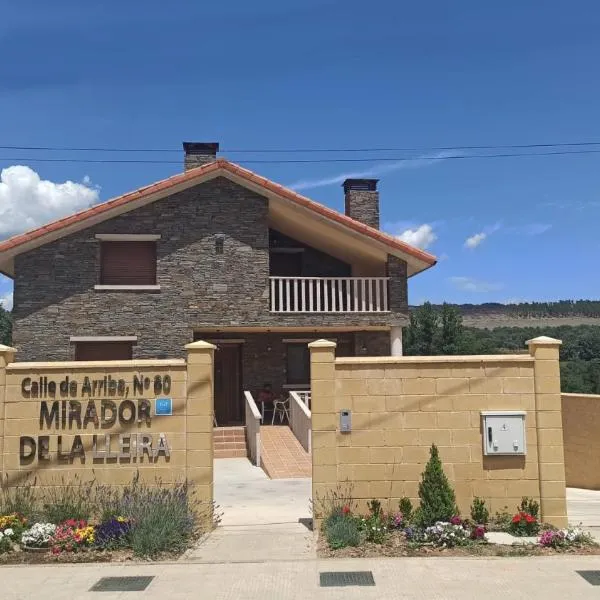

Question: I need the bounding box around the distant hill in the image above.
[410,300,600,329]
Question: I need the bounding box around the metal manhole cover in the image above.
[320,571,375,587]
[577,571,600,586]
[90,576,154,592]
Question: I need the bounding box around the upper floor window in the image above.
[95,234,160,289]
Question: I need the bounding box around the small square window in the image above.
[100,241,157,285]
[215,238,224,254]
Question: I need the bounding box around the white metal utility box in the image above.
[481,411,526,456]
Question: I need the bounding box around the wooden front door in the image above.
[214,344,243,425]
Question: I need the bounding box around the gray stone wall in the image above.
[344,190,380,230]
[12,177,408,361]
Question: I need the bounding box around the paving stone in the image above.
[485,531,538,545]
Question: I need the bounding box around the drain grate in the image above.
[90,576,154,592]
[577,571,600,586]
[320,571,375,587]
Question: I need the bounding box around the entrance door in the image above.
[214,344,243,425]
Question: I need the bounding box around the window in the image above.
[100,241,157,286]
[286,343,310,385]
[74,341,134,361]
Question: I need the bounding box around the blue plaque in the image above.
[155,397,172,416]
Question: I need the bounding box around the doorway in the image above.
[214,343,243,425]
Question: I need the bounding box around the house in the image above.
[0,142,436,425]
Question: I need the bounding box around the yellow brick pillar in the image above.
[526,336,567,527]
[308,339,337,523]
[184,340,216,528]
[0,345,16,479]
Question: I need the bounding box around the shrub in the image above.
[518,497,539,520]
[509,511,539,536]
[399,497,413,523]
[50,520,95,555]
[41,476,95,524]
[361,500,388,544]
[489,507,512,531]
[314,481,356,522]
[0,478,38,521]
[415,445,458,527]
[470,497,489,525]
[119,477,198,557]
[326,517,361,550]
[0,513,28,536]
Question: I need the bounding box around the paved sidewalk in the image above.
[4,556,600,599]
[567,487,600,541]
[184,458,314,562]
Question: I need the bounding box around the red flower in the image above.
[342,506,351,515]
[51,546,60,555]
[512,515,521,523]
[525,514,536,524]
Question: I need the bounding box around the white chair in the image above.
[271,395,290,425]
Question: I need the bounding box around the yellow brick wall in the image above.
[310,338,568,527]
[0,342,215,520]
[562,393,600,490]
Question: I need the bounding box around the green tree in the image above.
[0,305,11,346]
[440,303,464,354]
[405,302,439,355]
[416,444,458,526]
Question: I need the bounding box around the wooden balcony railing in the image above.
[269,277,389,313]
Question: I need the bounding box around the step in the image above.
[214,426,248,459]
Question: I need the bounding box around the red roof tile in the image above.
[0,159,436,267]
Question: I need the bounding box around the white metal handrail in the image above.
[269,277,390,313]
[289,391,311,453]
[244,391,262,466]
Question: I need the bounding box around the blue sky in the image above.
[1,0,600,309]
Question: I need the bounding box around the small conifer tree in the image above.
[416,444,458,526]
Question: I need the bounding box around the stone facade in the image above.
[343,182,379,230]
[12,177,408,361]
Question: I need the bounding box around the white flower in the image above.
[3,528,14,537]
[0,532,3,541]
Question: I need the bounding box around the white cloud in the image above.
[464,232,486,249]
[0,166,100,238]
[287,151,461,191]
[517,223,552,235]
[0,291,13,311]
[396,224,437,250]
[449,276,503,293]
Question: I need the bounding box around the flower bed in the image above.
[316,445,599,559]
[0,475,219,563]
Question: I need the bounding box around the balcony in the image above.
[269,276,389,313]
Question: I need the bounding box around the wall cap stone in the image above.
[7,359,186,371]
[335,354,534,365]
[308,339,337,349]
[562,392,600,400]
[526,336,563,346]
[185,340,217,351]
[0,345,17,354]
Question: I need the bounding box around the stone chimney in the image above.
[343,179,379,229]
[183,142,219,170]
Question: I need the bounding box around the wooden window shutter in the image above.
[100,241,157,285]
[75,341,133,361]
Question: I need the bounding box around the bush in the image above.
[470,497,489,525]
[509,511,539,536]
[41,476,94,524]
[326,517,361,550]
[119,477,198,557]
[423,521,470,548]
[415,445,458,527]
[0,478,38,521]
[489,507,512,531]
[539,527,594,549]
[314,481,356,522]
[94,517,132,550]
[399,497,413,524]
[362,500,388,544]
[518,497,539,520]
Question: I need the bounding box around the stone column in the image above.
[308,339,337,525]
[390,326,403,356]
[184,340,216,528]
[526,336,567,527]
[0,345,16,479]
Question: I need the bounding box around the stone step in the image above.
[214,426,248,459]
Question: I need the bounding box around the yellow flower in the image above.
[116,516,127,523]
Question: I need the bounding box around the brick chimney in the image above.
[343,179,379,229]
[183,142,219,170]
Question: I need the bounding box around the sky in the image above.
[2,0,600,311]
